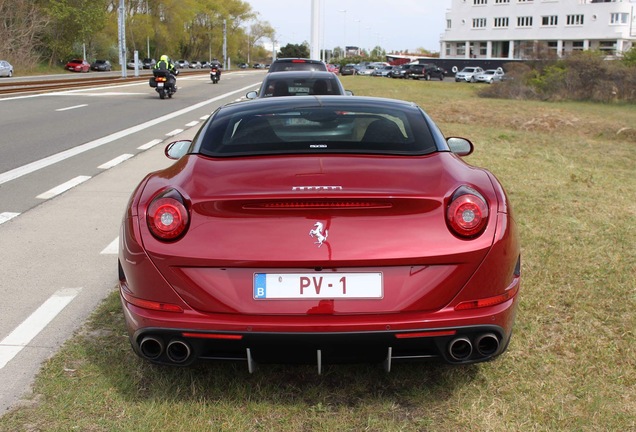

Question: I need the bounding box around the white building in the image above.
[440,0,636,59]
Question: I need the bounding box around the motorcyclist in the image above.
[210,58,222,78]
[153,55,177,90]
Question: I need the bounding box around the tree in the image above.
[0,0,49,68]
[278,43,308,58]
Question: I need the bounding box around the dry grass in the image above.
[1,77,634,432]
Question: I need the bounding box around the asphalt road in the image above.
[0,70,264,416]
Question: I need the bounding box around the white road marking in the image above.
[100,237,119,255]
[200,115,210,120]
[97,154,134,169]
[55,104,88,112]
[137,139,163,150]
[0,82,261,186]
[36,175,91,200]
[185,121,199,127]
[0,288,82,369]
[166,129,184,137]
[0,212,20,225]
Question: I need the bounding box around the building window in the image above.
[495,0,510,3]
[518,0,533,2]
[478,42,488,55]
[610,13,628,25]
[494,17,510,28]
[517,16,533,27]
[457,44,466,56]
[473,0,487,5]
[566,14,584,26]
[542,15,558,26]
[598,41,615,55]
[447,19,452,29]
[572,41,584,51]
[473,18,487,28]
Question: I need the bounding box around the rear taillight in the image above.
[446,186,489,238]
[147,189,189,241]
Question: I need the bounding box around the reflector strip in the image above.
[395,330,457,339]
[455,284,519,311]
[181,332,243,340]
[121,290,183,313]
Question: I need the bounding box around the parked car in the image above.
[474,69,505,84]
[245,71,350,99]
[455,66,484,82]
[119,95,520,369]
[326,63,340,74]
[142,58,156,69]
[371,65,394,77]
[340,64,357,76]
[406,64,446,81]
[238,63,249,69]
[65,59,90,72]
[268,58,327,73]
[189,61,203,69]
[356,65,377,76]
[90,59,112,72]
[175,60,190,69]
[0,60,13,77]
[126,59,143,69]
[388,64,410,79]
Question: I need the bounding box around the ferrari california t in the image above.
[119,96,520,372]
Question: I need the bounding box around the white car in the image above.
[0,60,14,77]
[474,69,505,84]
[455,66,484,83]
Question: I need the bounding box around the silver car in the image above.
[0,60,13,77]
[474,69,505,84]
[455,66,484,83]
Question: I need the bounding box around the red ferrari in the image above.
[119,96,520,372]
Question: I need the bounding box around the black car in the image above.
[90,59,112,72]
[388,64,410,79]
[405,64,446,81]
[245,71,351,99]
[340,64,357,76]
[142,58,156,69]
[268,58,328,73]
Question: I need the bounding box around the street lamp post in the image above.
[338,9,346,58]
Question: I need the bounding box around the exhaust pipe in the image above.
[139,336,164,360]
[475,333,500,357]
[448,336,473,361]
[166,339,192,364]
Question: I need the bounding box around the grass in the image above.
[1,77,635,432]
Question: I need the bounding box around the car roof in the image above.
[268,58,328,72]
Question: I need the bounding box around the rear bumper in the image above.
[121,288,518,369]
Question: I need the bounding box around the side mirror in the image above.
[447,137,474,156]
[165,140,191,160]
[245,90,258,99]
[345,90,354,96]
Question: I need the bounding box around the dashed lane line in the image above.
[97,154,134,170]
[36,175,91,200]
[0,288,82,370]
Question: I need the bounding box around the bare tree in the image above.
[0,0,49,69]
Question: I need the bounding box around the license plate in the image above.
[289,86,309,94]
[254,272,383,299]
[157,82,164,88]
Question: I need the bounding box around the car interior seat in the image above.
[361,118,405,143]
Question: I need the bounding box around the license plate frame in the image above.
[253,272,383,300]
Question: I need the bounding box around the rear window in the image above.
[260,77,342,97]
[197,103,437,157]
[268,59,328,72]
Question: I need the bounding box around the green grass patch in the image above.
[1,77,634,432]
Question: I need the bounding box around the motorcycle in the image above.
[210,66,220,84]
[150,69,178,99]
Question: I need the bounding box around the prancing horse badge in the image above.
[309,222,328,248]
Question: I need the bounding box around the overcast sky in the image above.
[244,0,453,53]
